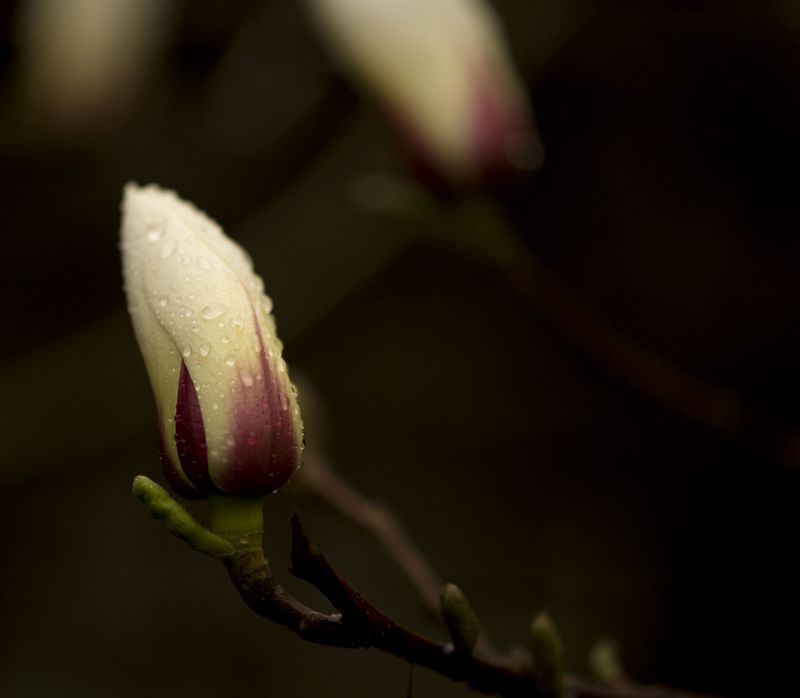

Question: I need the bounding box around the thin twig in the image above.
[298,454,507,661]
[299,454,444,619]
[222,513,719,698]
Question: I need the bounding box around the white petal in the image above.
[121,184,300,489]
[307,0,528,178]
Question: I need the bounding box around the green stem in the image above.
[207,494,265,553]
[132,476,234,559]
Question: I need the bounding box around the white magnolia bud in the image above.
[120,184,303,498]
[306,0,541,183]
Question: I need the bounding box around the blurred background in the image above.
[2,0,800,696]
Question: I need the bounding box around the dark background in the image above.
[1,1,800,696]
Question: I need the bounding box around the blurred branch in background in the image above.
[353,174,800,468]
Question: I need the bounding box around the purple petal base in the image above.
[217,313,299,494]
[158,418,202,500]
[157,361,211,499]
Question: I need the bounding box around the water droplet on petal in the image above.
[199,343,210,357]
[240,369,254,387]
[221,335,231,344]
[250,275,265,294]
[182,346,192,358]
[197,258,212,271]
[160,239,176,259]
[201,303,226,320]
[146,226,162,242]
[225,355,236,367]
[158,296,168,307]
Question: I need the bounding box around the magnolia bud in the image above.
[120,184,303,499]
[17,0,170,131]
[306,0,541,185]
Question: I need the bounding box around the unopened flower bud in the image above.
[529,610,564,698]
[120,184,303,499]
[439,583,481,654]
[306,0,542,186]
[17,0,170,131]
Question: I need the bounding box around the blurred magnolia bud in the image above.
[306,0,542,185]
[120,184,304,499]
[16,0,173,131]
[529,611,564,698]
[439,583,481,654]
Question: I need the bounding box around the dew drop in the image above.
[199,343,210,357]
[160,239,176,259]
[240,368,254,387]
[250,275,265,294]
[200,303,226,320]
[225,355,236,367]
[182,346,192,358]
[221,335,231,344]
[146,226,162,242]
[158,296,168,307]
[212,402,219,410]
[197,257,212,271]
